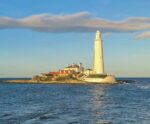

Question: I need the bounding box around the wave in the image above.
[137,85,150,90]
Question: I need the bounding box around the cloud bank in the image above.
[1,12,150,38]
[135,32,150,40]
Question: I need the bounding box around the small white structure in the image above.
[84,74,116,83]
[84,69,93,76]
[84,31,116,83]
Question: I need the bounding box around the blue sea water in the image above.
[0,78,150,124]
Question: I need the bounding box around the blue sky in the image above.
[0,0,150,77]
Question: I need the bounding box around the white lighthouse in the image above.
[93,30,104,74]
[84,30,116,84]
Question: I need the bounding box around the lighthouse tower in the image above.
[83,30,116,83]
[93,30,104,74]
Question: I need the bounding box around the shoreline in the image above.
[3,79,118,84]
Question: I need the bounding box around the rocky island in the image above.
[4,63,117,84]
[5,31,119,84]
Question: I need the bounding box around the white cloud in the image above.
[1,12,150,34]
[135,32,150,40]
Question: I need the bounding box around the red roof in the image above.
[48,72,59,75]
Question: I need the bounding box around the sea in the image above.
[0,78,150,124]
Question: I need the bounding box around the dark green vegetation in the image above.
[32,75,77,82]
[87,74,107,78]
